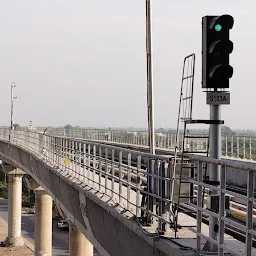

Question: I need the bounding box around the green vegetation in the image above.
[0,171,35,207]
[0,181,8,199]
[0,172,7,199]
[22,180,35,207]
[0,175,59,216]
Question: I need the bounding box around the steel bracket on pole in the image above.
[206,195,230,213]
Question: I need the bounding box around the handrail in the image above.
[0,128,254,256]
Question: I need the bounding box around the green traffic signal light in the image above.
[202,14,234,88]
[215,24,222,31]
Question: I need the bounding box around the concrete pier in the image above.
[34,187,53,256]
[5,168,25,246]
[69,223,93,256]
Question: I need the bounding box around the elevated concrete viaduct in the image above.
[0,138,194,256]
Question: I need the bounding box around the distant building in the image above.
[27,121,37,132]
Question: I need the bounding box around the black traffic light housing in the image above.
[202,14,234,88]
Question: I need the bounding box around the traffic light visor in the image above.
[209,40,233,54]
[210,15,234,31]
[209,65,233,80]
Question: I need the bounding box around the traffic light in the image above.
[202,15,234,88]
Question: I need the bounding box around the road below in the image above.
[0,198,100,256]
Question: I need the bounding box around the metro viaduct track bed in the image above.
[180,185,256,245]
[179,204,256,247]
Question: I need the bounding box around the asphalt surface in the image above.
[0,198,101,256]
[0,198,68,256]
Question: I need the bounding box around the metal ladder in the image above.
[171,53,210,237]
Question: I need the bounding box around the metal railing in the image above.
[0,128,255,255]
[45,127,256,161]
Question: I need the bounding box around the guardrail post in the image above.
[243,137,246,159]
[111,131,113,142]
[167,133,170,149]
[71,140,75,177]
[196,161,203,251]
[136,156,141,217]
[60,138,64,168]
[42,134,47,161]
[111,149,115,198]
[237,137,240,158]
[98,146,102,191]
[127,153,132,210]
[146,158,155,224]
[75,141,79,179]
[50,136,53,165]
[225,136,228,156]
[218,165,226,256]
[57,138,61,169]
[39,133,43,156]
[82,143,86,183]
[249,137,252,159]
[93,145,96,189]
[118,151,123,205]
[104,147,108,195]
[87,144,91,186]
[231,136,233,157]
[68,140,72,176]
[245,170,254,256]
[63,139,67,175]
[157,161,168,233]
[78,142,82,180]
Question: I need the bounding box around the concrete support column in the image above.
[69,223,93,256]
[5,168,25,246]
[34,188,52,256]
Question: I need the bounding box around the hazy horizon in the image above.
[10,124,256,133]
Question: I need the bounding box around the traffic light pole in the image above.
[202,13,234,253]
[208,99,221,251]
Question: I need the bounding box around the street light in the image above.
[10,82,17,130]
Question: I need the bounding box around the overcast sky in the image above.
[0,1,254,129]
